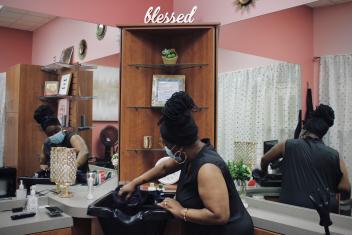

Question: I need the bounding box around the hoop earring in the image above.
[174,150,187,164]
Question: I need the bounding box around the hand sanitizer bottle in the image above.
[26,186,38,213]
[16,180,26,200]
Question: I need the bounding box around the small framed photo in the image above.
[151,75,186,107]
[44,81,59,96]
[59,46,74,64]
[59,73,72,96]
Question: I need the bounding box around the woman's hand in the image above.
[158,198,184,219]
[118,182,137,199]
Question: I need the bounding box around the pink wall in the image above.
[313,1,352,57]
[32,18,120,65]
[0,27,32,72]
[218,48,281,73]
[219,6,314,110]
[87,54,120,68]
[0,0,173,26]
[87,54,120,159]
[312,1,352,105]
[174,0,316,25]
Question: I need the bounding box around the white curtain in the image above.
[217,63,301,165]
[0,73,6,167]
[319,54,352,182]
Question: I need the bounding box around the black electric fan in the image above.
[99,125,118,162]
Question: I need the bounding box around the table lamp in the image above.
[51,147,77,198]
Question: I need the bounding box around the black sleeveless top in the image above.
[280,138,343,212]
[43,131,88,172]
[176,145,253,235]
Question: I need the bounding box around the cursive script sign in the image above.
[144,6,197,24]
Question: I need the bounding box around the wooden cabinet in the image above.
[30,227,72,235]
[118,24,218,181]
[4,64,92,177]
[254,227,281,235]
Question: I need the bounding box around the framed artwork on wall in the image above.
[59,46,74,64]
[59,73,72,96]
[57,98,70,127]
[44,81,59,96]
[151,74,185,107]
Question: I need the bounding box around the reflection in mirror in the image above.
[217,1,352,217]
[217,48,301,169]
[0,6,120,174]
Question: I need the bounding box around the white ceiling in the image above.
[0,6,55,31]
[307,0,352,8]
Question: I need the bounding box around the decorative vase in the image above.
[162,55,178,64]
[235,180,247,197]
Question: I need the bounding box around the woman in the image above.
[33,105,89,172]
[119,92,253,235]
[261,104,351,212]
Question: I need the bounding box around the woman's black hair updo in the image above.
[33,105,61,131]
[303,104,335,138]
[159,91,198,147]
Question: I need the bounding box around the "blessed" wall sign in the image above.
[144,6,198,24]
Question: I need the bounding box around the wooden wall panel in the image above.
[119,25,218,181]
[4,113,19,167]
[19,65,53,177]
[30,227,72,235]
[254,227,281,235]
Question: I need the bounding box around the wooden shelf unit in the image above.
[118,24,218,181]
[4,64,93,178]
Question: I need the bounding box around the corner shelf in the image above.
[62,126,95,132]
[128,63,208,70]
[127,106,208,111]
[41,62,97,74]
[127,148,164,153]
[39,95,96,101]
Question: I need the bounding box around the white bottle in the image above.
[87,173,94,200]
[16,180,26,200]
[26,186,38,213]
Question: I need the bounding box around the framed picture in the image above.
[59,46,74,64]
[57,98,70,127]
[59,73,72,96]
[151,75,185,107]
[44,81,59,96]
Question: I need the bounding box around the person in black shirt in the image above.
[119,92,253,235]
[33,105,89,172]
[261,104,351,212]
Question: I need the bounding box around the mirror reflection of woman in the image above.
[261,104,351,212]
[119,92,254,235]
[33,105,89,173]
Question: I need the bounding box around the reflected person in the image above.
[261,104,351,212]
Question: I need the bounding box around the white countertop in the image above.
[246,197,352,235]
[0,205,72,235]
[36,173,118,218]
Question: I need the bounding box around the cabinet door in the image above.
[4,112,19,168]
[5,65,20,113]
[254,227,281,235]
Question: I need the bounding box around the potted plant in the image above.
[227,159,251,196]
[111,153,119,172]
[161,48,178,64]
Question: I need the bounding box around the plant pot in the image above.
[162,55,178,65]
